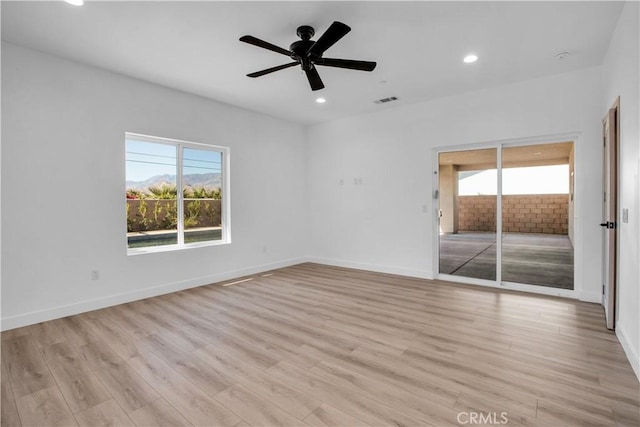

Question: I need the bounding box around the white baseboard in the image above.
[616,321,640,382]
[306,256,433,280]
[1,257,306,331]
[579,290,602,303]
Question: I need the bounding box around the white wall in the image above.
[602,0,640,379]
[307,66,603,300]
[1,43,308,329]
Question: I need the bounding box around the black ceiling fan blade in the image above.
[315,58,377,72]
[239,35,293,57]
[307,21,351,57]
[304,66,325,91]
[247,62,299,78]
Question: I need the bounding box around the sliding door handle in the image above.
[600,222,616,229]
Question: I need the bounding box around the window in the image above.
[125,133,229,253]
[458,164,569,196]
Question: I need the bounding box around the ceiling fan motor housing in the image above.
[296,25,315,40]
[290,25,319,65]
[289,40,316,58]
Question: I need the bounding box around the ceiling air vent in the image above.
[374,96,398,104]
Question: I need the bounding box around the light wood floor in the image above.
[1,263,638,426]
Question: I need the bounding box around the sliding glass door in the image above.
[437,142,574,290]
[500,143,574,289]
[438,148,497,281]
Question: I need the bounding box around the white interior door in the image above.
[601,105,618,330]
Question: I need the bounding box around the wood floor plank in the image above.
[148,323,207,353]
[2,263,638,427]
[93,363,160,414]
[214,383,307,427]
[0,327,30,342]
[303,403,369,427]
[127,351,240,426]
[453,392,554,427]
[52,316,99,348]
[309,359,461,425]
[75,399,135,427]
[300,344,462,410]
[2,335,56,398]
[27,322,66,349]
[100,306,158,339]
[1,350,7,381]
[81,314,143,361]
[267,361,430,427]
[194,345,322,420]
[14,386,77,427]
[599,369,640,393]
[77,337,123,372]
[148,297,206,327]
[40,342,111,413]
[139,333,236,397]
[536,398,616,427]
[185,317,318,370]
[610,400,640,427]
[128,398,192,427]
[1,381,22,427]
[183,321,280,369]
[305,330,542,419]
[130,300,186,332]
[449,346,621,417]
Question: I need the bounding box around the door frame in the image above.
[602,97,620,330]
[432,132,581,299]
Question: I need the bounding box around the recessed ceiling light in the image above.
[65,0,84,5]
[315,97,326,104]
[463,54,478,63]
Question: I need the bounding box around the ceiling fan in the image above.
[240,21,377,91]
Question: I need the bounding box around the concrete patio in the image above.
[439,232,574,289]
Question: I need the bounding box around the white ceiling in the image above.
[1,1,624,125]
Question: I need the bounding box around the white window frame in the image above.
[126,132,231,255]
[432,132,581,299]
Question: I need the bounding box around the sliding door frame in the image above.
[433,132,581,299]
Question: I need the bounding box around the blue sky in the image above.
[126,139,221,182]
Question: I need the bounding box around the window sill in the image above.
[127,238,231,256]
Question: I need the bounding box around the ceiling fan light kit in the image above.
[240,21,377,91]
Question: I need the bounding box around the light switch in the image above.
[622,208,629,223]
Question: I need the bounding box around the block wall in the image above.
[458,194,569,234]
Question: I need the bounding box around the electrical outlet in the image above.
[91,270,99,280]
